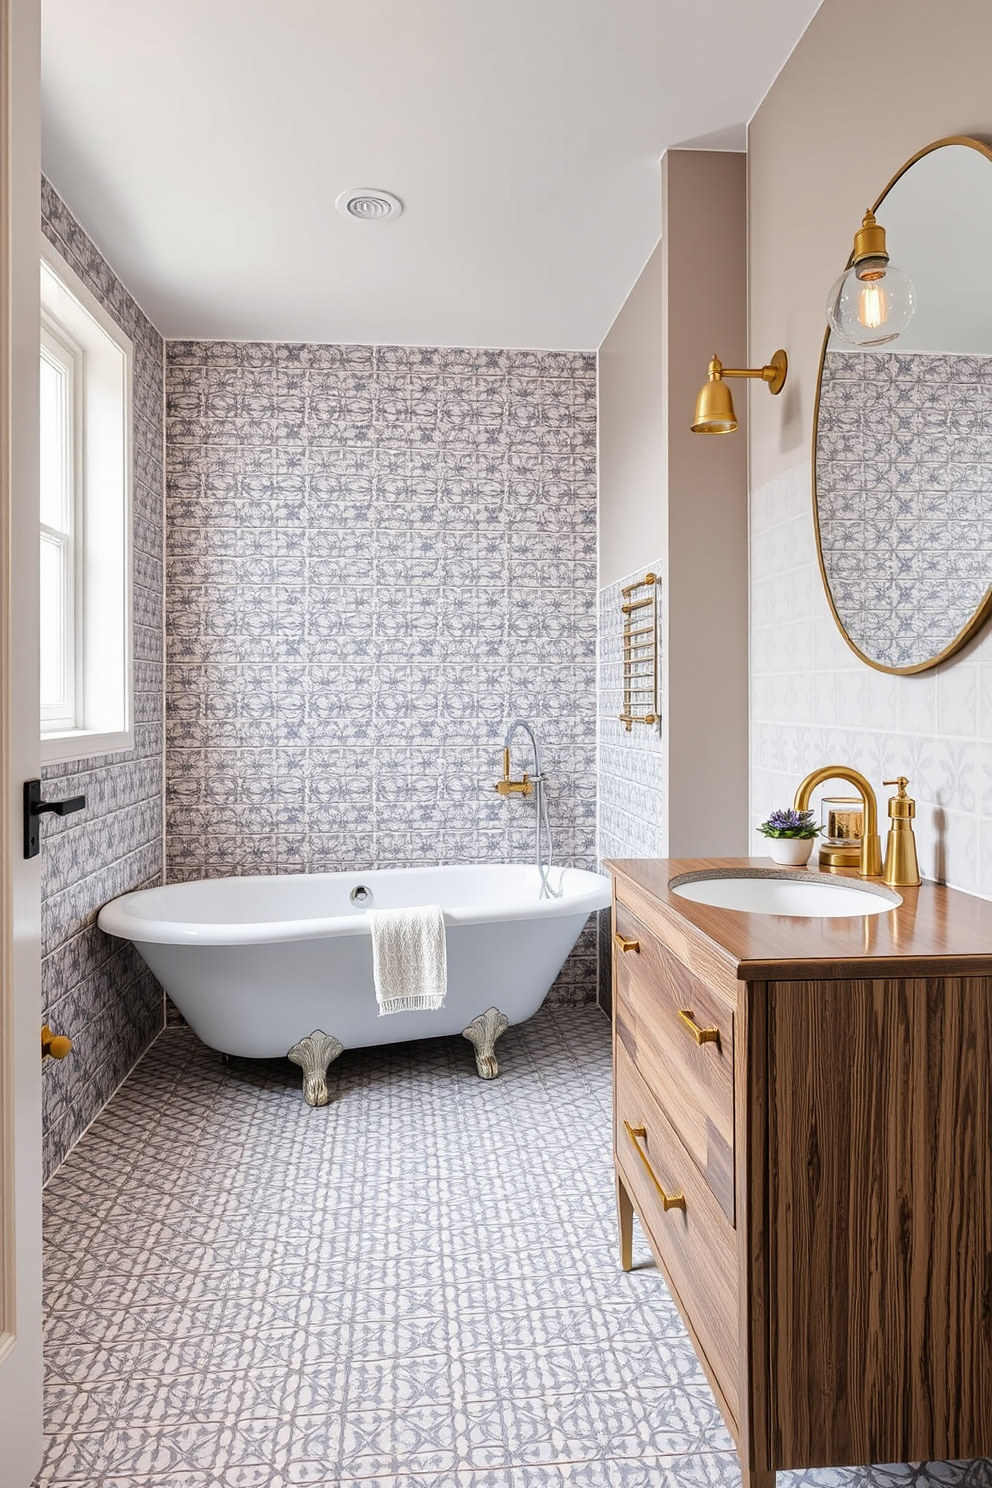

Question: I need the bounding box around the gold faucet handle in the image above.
[495,773,533,797]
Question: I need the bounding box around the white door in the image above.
[0,2,44,1483]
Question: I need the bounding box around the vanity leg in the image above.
[617,1173,634,1271]
[740,1467,775,1488]
[288,1030,344,1107]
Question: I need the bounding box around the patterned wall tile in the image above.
[750,456,992,897]
[40,179,165,1182]
[165,341,599,1005]
[596,563,665,1012]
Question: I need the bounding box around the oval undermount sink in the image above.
[669,869,902,918]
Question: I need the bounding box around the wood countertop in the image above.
[604,856,992,981]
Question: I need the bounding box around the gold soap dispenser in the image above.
[882,776,921,887]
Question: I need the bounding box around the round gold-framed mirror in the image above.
[813,135,992,675]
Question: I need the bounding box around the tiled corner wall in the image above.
[751,459,992,895]
[165,341,599,1003]
[40,179,165,1181]
[596,562,666,1011]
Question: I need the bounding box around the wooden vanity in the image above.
[606,857,992,1488]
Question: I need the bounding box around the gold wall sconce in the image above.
[690,350,788,434]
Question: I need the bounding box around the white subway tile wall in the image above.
[750,459,992,895]
[165,341,599,1003]
[40,179,165,1182]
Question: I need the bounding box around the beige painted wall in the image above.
[597,150,749,857]
[597,238,665,591]
[749,0,992,489]
[663,150,748,856]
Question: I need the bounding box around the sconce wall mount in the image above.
[690,349,788,435]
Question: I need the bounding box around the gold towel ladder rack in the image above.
[619,572,659,731]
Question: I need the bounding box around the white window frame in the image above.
[40,239,134,764]
[39,322,82,733]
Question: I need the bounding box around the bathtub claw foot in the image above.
[462,1007,510,1079]
[288,1030,344,1106]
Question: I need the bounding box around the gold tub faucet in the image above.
[494,746,534,798]
[793,765,882,879]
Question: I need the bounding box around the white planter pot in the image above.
[766,837,814,867]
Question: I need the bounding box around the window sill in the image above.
[41,728,133,766]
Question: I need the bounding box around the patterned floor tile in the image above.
[33,1007,992,1488]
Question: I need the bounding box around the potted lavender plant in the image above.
[757,807,820,866]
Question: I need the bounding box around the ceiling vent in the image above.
[335,189,403,222]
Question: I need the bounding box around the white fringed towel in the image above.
[369,905,447,1015]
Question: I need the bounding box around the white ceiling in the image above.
[42,0,822,350]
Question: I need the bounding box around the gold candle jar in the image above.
[822,797,864,844]
[819,796,864,871]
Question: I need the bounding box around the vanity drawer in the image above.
[614,900,736,1223]
[615,1041,740,1428]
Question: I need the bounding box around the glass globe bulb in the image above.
[826,260,916,347]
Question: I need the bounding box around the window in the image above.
[40,244,133,763]
[39,324,80,732]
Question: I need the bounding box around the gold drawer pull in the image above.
[614,932,640,954]
[678,1009,720,1046]
[623,1121,685,1212]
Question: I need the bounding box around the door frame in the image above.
[0,0,44,1481]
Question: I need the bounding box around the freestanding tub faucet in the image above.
[496,719,561,899]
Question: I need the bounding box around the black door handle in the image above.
[23,779,86,859]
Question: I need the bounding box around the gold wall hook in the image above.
[41,1025,72,1061]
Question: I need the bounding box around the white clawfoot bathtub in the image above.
[99,865,609,1086]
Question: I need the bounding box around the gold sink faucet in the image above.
[793,765,882,879]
